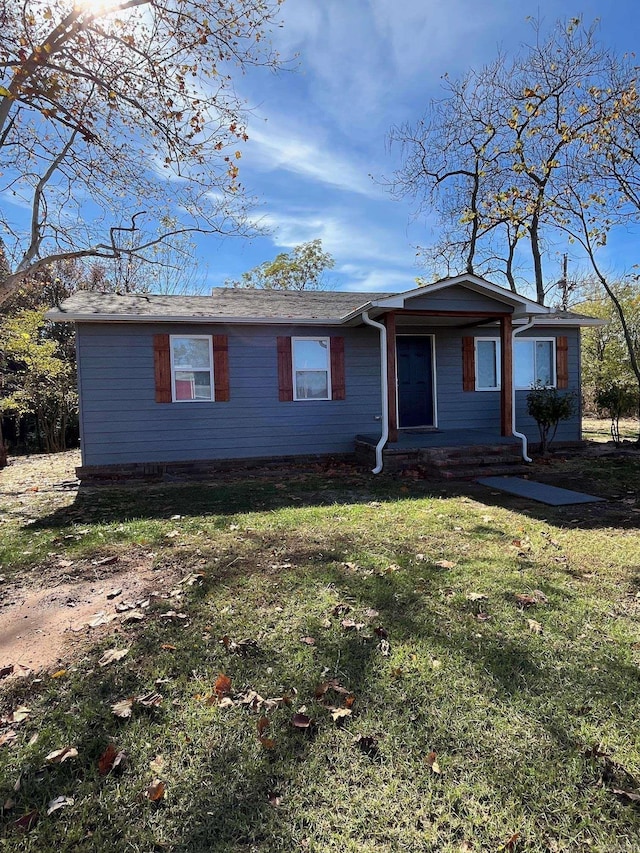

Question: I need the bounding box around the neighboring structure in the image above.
[47,275,603,478]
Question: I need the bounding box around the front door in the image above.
[397,336,434,428]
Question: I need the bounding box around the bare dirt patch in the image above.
[0,550,178,673]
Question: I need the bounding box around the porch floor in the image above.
[356,428,521,453]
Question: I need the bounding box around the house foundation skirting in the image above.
[76,452,356,482]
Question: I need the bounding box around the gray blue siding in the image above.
[76,321,582,467]
[76,323,382,466]
[404,285,514,313]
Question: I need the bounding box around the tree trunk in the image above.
[0,419,7,468]
[530,212,545,305]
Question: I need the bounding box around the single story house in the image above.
[47,274,602,478]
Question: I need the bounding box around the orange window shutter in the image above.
[212,335,230,401]
[462,337,475,391]
[153,334,171,403]
[277,336,293,401]
[556,336,569,389]
[330,337,346,400]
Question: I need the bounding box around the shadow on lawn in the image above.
[2,537,639,849]
[28,463,640,536]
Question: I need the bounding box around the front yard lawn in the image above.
[1,451,639,852]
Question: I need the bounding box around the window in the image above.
[292,337,331,400]
[475,338,500,390]
[474,337,557,390]
[170,335,214,402]
[514,339,555,389]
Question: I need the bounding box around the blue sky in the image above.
[200,0,640,297]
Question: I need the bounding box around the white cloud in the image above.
[246,122,380,198]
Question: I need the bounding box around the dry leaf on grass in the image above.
[612,788,640,803]
[47,796,74,816]
[330,708,352,722]
[466,592,488,602]
[98,648,129,667]
[499,832,521,852]
[291,713,313,729]
[527,619,543,634]
[426,751,441,774]
[2,706,30,724]
[214,673,232,697]
[51,669,67,679]
[144,779,166,801]
[98,744,127,776]
[435,560,456,569]
[13,809,38,832]
[378,639,391,656]
[111,699,134,719]
[0,730,18,747]
[137,691,162,708]
[45,746,78,764]
[300,636,316,646]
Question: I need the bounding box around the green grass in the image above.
[1,452,640,852]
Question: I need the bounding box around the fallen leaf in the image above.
[332,603,351,616]
[514,594,538,608]
[268,792,282,807]
[374,626,389,639]
[137,691,162,708]
[500,832,521,852]
[94,556,118,566]
[527,619,543,634]
[14,809,38,832]
[47,795,74,816]
[259,736,276,749]
[111,699,134,718]
[45,746,78,764]
[2,705,30,724]
[365,608,379,619]
[300,636,316,646]
[51,669,67,679]
[612,788,640,803]
[341,619,364,631]
[88,612,112,628]
[330,708,352,722]
[476,612,492,622]
[435,560,455,569]
[291,713,313,729]
[0,730,18,747]
[28,733,39,746]
[214,673,232,697]
[532,589,549,605]
[257,716,270,736]
[427,750,441,774]
[98,744,127,775]
[121,610,145,623]
[466,592,488,601]
[144,779,166,801]
[161,643,177,651]
[98,648,129,667]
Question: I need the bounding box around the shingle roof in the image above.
[47,288,387,322]
[46,286,604,326]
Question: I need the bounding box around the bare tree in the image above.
[386,18,629,305]
[0,0,284,306]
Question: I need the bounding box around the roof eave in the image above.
[45,310,345,325]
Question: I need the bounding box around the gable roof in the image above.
[46,277,603,326]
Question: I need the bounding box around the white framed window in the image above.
[170,335,214,402]
[474,337,557,391]
[514,338,556,389]
[292,337,331,401]
[475,338,501,391]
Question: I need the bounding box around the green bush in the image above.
[526,385,577,453]
[595,383,639,445]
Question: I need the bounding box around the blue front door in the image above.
[397,336,434,428]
